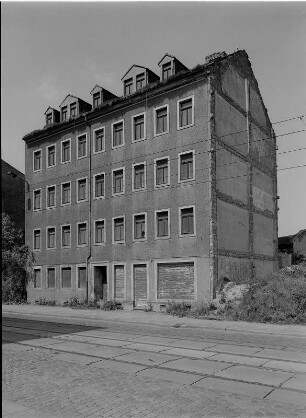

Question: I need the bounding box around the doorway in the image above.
[133,264,148,308]
[94,266,107,300]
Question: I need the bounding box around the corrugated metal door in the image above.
[114,266,125,299]
[134,264,147,307]
[157,262,195,300]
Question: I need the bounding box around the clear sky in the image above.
[1,1,306,236]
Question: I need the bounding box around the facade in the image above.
[278,229,306,268]
[23,50,278,308]
[1,159,25,234]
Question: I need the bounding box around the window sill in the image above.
[46,164,56,169]
[177,123,194,131]
[112,144,125,150]
[178,178,195,184]
[154,130,169,138]
[132,137,146,143]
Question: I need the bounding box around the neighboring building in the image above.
[1,159,25,233]
[278,229,306,268]
[23,50,278,307]
[292,229,306,258]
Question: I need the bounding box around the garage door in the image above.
[114,265,125,299]
[134,264,147,307]
[157,262,195,300]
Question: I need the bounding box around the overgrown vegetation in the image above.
[2,213,34,303]
[35,298,57,306]
[62,297,122,310]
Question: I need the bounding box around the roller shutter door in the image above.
[114,265,125,299]
[134,264,147,307]
[157,262,194,300]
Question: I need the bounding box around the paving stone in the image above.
[263,360,306,373]
[210,353,269,367]
[255,349,306,363]
[192,376,272,398]
[123,342,172,352]
[90,359,148,373]
[265,388,306,407]
[19,338,63,347]
[117,351,179,366]
[162,357,231,374]
[74,330,138,341]
[137,368,202,385]
[209,343,262,356]
[166,340,216,350]
[162,347,218,359]
[55,352,101,365]
[133,336,176,345]
[58,334,130,347]
[216,365,294,386]
[282,374,306,391]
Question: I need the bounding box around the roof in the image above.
[121,64,150,80]
[292,229,306,241]
[158,53,188,70]
[90,84,103,94]
[44,106,57,115]
[59,94,78,107]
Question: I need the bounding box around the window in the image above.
[155,157,169,187]
[155,105,169,136]
[61,267,71,288]
[47,145,56,167]
[156,210,170,238]
[136,72,145,91]
[61,139,71,163]
[112,121,124,148]
[61,182,71,205]
[180,207,195,236]
[62,225,71,248]
[33,150,42,172]
[179,151,194,182]
[133,163,146,191]
[93,127,105,153]
[113,217,125,243]
[178,96,194,129]
[33,189,42,211]
[77,222,87,246]
[77,266,87,288]
[162,62,172,81]
[47,268,55,288]
[94,173,105,198]
[47,227,56,249]
[70,103,77,118]
[124,78,133,96]
[61,106,68,122]
[77,134,87,158]
[93,92,101,108]
[94,220,105,244]
[46,185,56,208]
[46,113,53,125]
[112,168,124,195]
[33,268,42,288]
[133,113,145,141]
[133,213,146,241]
[77,178,87,202]
[33,229,41,251]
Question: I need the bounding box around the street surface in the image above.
[2,306,306,418]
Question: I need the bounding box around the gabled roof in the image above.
[121,64,148,80]
[59,94,78,107]
[90,84,103,95]
[293,229,306,240]
[158,53,188,70]
[44,106,57,115]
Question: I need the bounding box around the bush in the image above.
[62,297,123,310]
[166,300,192,317]
[35,298,57,306]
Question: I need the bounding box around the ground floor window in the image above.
[47,267,55,288]
[77,266,87,289]
[157,262,194,300]
[61,267,71,288]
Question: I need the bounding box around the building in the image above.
[278,229,306,268]
[1,159,26,234]
[23,50,278,307]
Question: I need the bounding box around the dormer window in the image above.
[61,106,67,122]
[162,62,172,81]
[124,78,133,96]
[93,92,101,108]
[46,113,53,125]
[70,103,77,118]
[136,73,145,91]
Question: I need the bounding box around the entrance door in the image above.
[134,264,147,308]
[94,266,107,300]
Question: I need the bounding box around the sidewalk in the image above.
[2,304,306,337]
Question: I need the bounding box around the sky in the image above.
[1,1,306,236]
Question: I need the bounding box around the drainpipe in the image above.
[85,114,92,302]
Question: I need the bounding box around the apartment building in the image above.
[23,50,278,308]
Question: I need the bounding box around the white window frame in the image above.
[155,209,170,240]
[61,181,71,206]
[33,228,42,252]
[112,263,126,300]
[60,265,73,289]
[112,215,125,244]
[132,212,147,242]
[94,218,106,246]
[46,226,56,250]
[179,205,196,237]
[178,150,195,183]
[33,188,42,212]
[46,144,56,168]
[46,266,56,289]
[112,167,125,196]
[61,138,71,164]
[132,162,146,192]
[76,177,88,203]
[93,172,105,200]
[33,149,42,173]
[76,263,87,289]
[93,126,105,154]
[111,119,125,149]
[33,267,42,289]
[61,224,71,248]
[132,112,146,142]
[154,156,170,188]
[46,184,56,209]
[76,133,88,159]
[177,95,195,130]
[77,221,88,247]
[154,104,169,137]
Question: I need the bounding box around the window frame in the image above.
[124,78,133,96]
[154,156,170,188]
[70,102,77,119]
[46,113,53,125]
[132,212,147,242]
[179,205,196,237]
[76,264,87,289]
[112,167,125,196]
[46,144,56,168]
[93,172,105,200]
[112,215,125,244]
[177,95,195,130]
[46,266,56,289]
[178,150,195,183]
[93,126,105,154]
[132,112,146,142]
[61,138,71,164]
[61,224,71,248]
[61,106,68,122]
[155,209,170,240]
[61,181,71,206]
[136,72,146,91]
[46,226,56,250]
[94,218,106,246]
[93,92,101,108]
[33,267,42,289]
[76,133,88,159]
[33,149,42,173]
[60,265,72,289]
[162,62,172,81]
[76,177,88,203]
[46,184,56,209]
[33,228,42,252]
[154,104,169,137]
[77,221,88,247]
[111,120,125,149]
[33,188,42,212]
[132,162,146,192]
